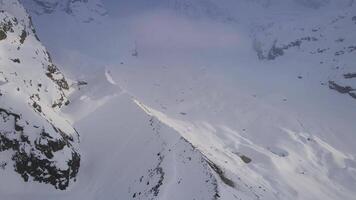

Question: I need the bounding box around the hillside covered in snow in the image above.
[1,0,356,200]
[0,0,80,191]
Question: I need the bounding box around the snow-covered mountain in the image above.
[0,0,79,191]
[1,0,356,200]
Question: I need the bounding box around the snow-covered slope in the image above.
[1,0,356,199]
[0,1,239,199]
[248,0,356,99]
[61,93,223,200]
[110,62,356,200]
[0,0,80,191]
[2,89,229,200]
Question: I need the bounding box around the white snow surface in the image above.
[1,0,356,200]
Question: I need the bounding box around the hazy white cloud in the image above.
[128,10,242,51]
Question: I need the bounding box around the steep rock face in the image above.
[0,0,80,190]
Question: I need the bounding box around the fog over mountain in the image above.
[1,0,356,200]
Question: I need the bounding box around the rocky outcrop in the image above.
[328,81,356,99]
[0,108,80,190]
[0,0,80,190]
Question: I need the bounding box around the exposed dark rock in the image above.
[0,108,80,190]
[349,92,356,99]
[267,40,284,60]
[0,30,6,40]
[316,48,329,53]
[0,16,16,41]
[348,46,356,52]
[19,29,27,44]
[352,16,356,24]
[46,64,69,90]
[328,81,356,99]
[34,131,66,159]
[13,151,80,190]
[239,155,252,164]
[335,50,345,56]
[344,73,356,79]
[32,102,42,113]
[11,58,20,63]
[149,154,165,197]
[44,63,70,109]
[77,80,88,86]
[329,81,354,93]
[263,37,318,60]
[0,18,15,33]
[75,80,88,90]
[206,159,235,188]
[28,16,40,41]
